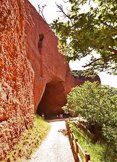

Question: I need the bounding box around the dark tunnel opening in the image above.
[37,80,67,119]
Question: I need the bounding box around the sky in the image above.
[29,0,65,23]
[28,0,117,88]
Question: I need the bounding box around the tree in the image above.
[51,0,117,73]
[63,81,117,152]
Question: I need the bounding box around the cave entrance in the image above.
[37,80,66,119]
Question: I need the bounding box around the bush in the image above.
[63,81,117,153]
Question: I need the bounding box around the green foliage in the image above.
[5,115,50,162]
[70,122,116,162]
[72,69,97,78]
[63,81,117,153]
[51,0,117,73]
[102,126,117,152]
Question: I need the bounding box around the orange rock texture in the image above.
[0,0,100,160]
[0,0,34,160]
[25,1,75,116]
[25,1,100,116]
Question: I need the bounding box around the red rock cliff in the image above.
[25,1,100,116]
[0,0,34,160]
[25,1,75,116]
[0,0,100,160]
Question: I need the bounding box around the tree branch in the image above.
[38,5,47,22]
[56,3,73,25]
[83,52,117,68]
[100,20,117,30]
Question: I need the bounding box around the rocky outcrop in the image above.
[25,1,75,116]
[0,0,34,160]
[0,0,100,160]
[25,1,100,116]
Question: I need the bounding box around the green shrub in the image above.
[102,125,117,153]
[63,81,117,153]
[70,122,116,162]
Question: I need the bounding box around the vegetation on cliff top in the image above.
[71,69,97,78]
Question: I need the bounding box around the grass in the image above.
[4,115,50,162]
[70,122,116,162]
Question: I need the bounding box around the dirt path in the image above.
[25,120,74,162]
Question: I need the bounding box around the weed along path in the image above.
[26,120,74,162]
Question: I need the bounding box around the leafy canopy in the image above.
[63,81,117,152]
[51,0,117,73]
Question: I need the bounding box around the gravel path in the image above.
[25,120,74,162]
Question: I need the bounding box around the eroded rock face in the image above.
[0,0,100,160]
[0,0,34,160]
[25,1,75,115]
[25,1,100,116]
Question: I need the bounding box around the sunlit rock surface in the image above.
[0,0,34,160]
[25,1,75,116]
[0,0,100,160]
